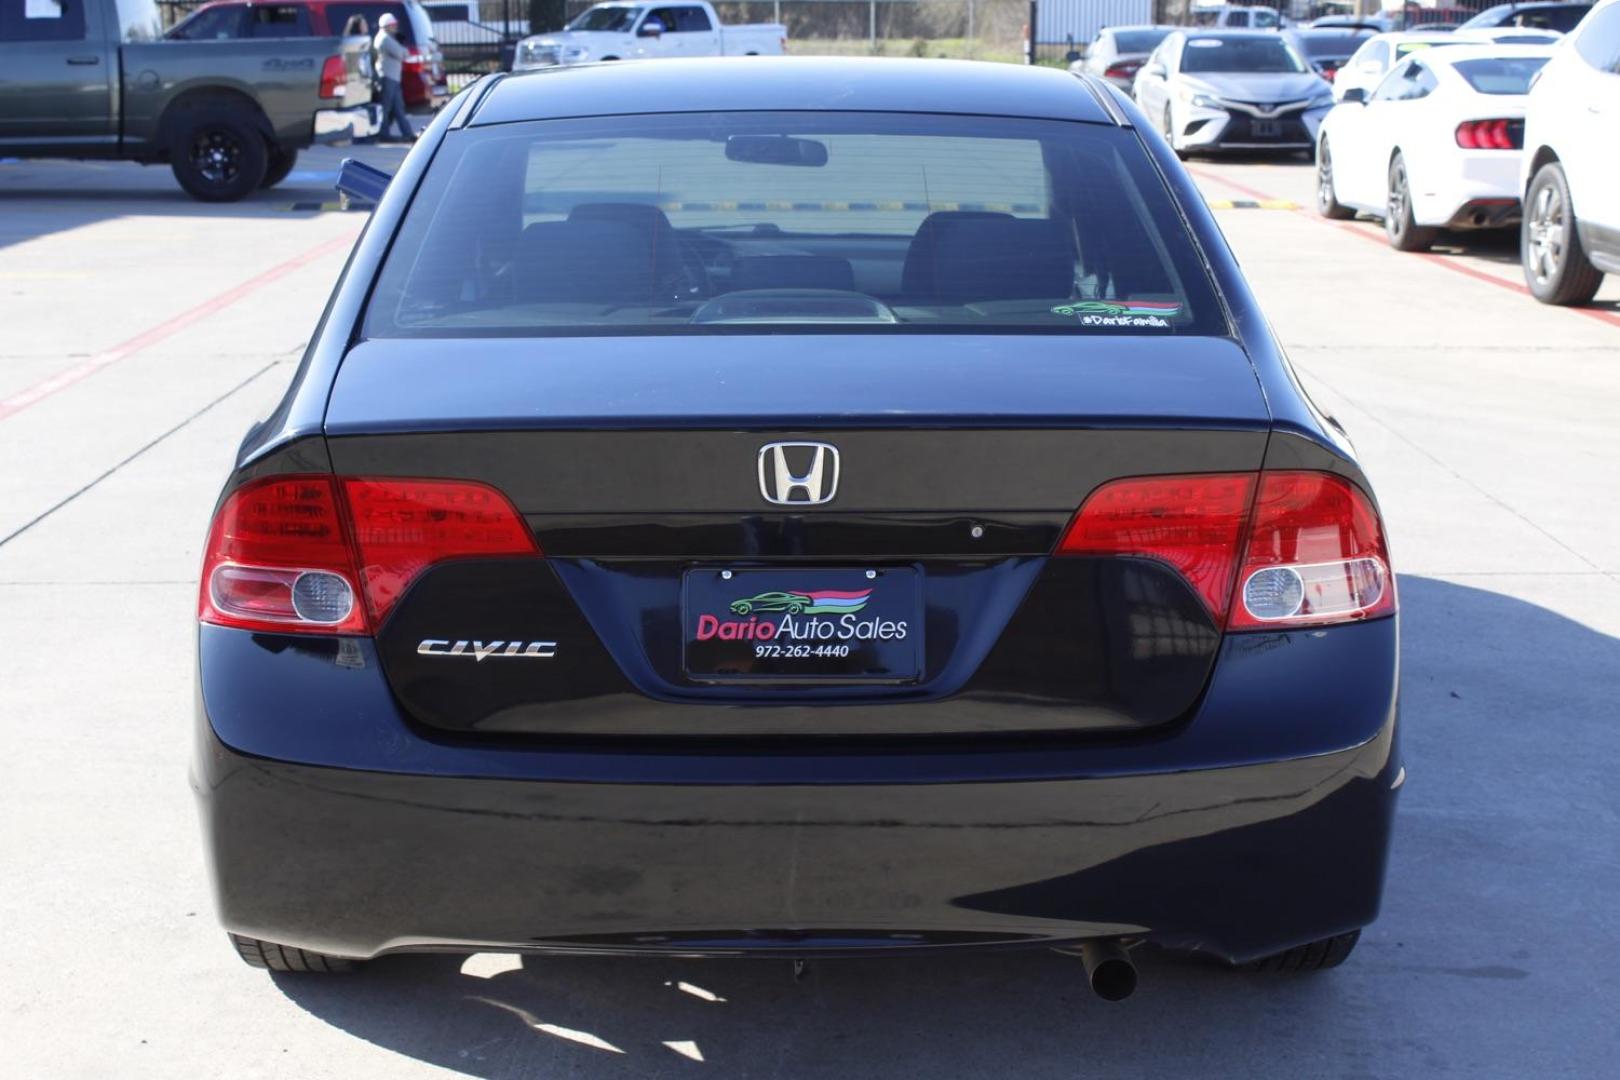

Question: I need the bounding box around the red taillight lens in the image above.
[319,54,346,99]
[342,478,538,627]
[1056,470,1395,630]
[1104,61,1142,79]
[199,476,538,635]
[1057,473,1257,622]
[1226,471,1394,630]
[199,476,366,634]
[1455,118,1520,150]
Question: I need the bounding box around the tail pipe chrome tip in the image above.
[1059,939,1139,1001]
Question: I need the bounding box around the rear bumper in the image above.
[194,619,1401,964]
[1415,152,1524,227]
[313,103,380,145]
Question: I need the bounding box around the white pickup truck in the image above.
[513,2,786,69]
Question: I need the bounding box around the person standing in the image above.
[373,13,414,144]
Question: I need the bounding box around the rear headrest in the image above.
[730,255,855,293]
[517,220,656,303]
[568,202,675,235]
[901,211,1013,295]
[926,219,1076,303]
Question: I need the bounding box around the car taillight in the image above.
[1455,118,1520,150]
[1056,470,1395,630]
[342,478,538,626]
[1104,61,1142,79]
[200,476,365,634]
[199,475,538,635]
[1322,66,1337,82]
[319,55,346,99]
[1227,471,1393,630]
[1057,473,1257,623]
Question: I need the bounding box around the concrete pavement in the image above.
[1,148,1617,1079]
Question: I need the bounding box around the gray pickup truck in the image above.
[0,0,376,201]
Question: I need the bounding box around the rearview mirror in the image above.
[725,135,829,168]
[638,19,664,37]
[1144,61,1166,78]
[1341,87,1368,105]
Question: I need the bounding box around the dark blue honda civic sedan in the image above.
[194,57,1400,998]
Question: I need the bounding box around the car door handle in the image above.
[67,55,102,65]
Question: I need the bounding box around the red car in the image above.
[168,0,449,112]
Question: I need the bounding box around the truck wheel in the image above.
[229,933,358,973]
[170,108,268,202]
[1523,161,1604,305]
[1247,930,1360,972]
[261,147,298,190]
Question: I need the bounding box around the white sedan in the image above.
[1314,44,1555,251]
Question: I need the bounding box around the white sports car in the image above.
[1314,44,1555,251]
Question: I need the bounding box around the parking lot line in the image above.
[1187,165,1620,332]
[0,231,357,424]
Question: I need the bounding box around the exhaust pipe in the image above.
[1072,939,1138,1001]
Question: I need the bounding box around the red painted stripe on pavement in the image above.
[1187,166,1620,331]
[0,232,358,423]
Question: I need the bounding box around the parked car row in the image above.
[1313,0,1620,306]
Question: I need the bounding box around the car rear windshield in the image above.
[1182,36,1308,73]
[1112,29,1172,53]
[1453,56,1549,93]
[363,112,1227,338]
[1295,33,1369,59]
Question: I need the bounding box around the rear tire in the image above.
[1522,161,1604,305]
[1248,929,1360,973]
[169,107,268,202]
[1384,152,1437,252]
[260,146,298,190]
[1315,139,1355,220]
[230,933,358,973]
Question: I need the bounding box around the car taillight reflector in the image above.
[1056,470,1395,630]
[199,475,538,635]
[1226,471,1394,630]
[1057,473,1257,622]
[342,477,538,626]
[200,476,366,634]
[319,55,346,99]
[1455,118,1519,150]
[1104,61,1141,79]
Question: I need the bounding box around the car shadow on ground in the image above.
[268,575,1620,1078]
[0,143,411,250]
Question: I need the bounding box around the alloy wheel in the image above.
[1317,146,1335,212]
[1386,158,1409,238]
[1525,181,1565,285]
